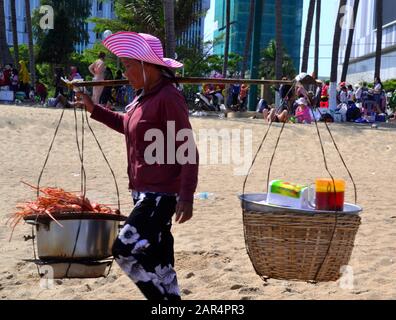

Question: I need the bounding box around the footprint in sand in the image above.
[230,284,244,290]
[182,289,192,295]
[239,287,260,294]
[85,284,93,292]
[61,288,75,295]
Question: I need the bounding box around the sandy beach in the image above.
[0,104,395,300]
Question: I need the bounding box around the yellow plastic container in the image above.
[315,179,345,192]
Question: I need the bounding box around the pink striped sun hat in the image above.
[102,31,183,69]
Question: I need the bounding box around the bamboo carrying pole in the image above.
[62,77,294,88]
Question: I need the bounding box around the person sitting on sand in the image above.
[267,103,289,123]
[35,80,48,104]
[257,98,270,120]
[295,97,312,124]
[74,31,198,301]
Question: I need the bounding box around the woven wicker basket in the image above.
[243,209,361,282]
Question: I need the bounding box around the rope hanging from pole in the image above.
[31,101,121,278]
[242,79,358,282]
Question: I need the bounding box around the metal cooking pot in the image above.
[25,213,127,261]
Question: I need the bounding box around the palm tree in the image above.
[259,40,296,80]
[222,0,231,77]
[25,0,36,87]
[301,0,316,73]
[329,0,347,110]
[341,0,360,82]
[10,0,19,66]
[375,0,383,79]
[163,0,176,58]
[0,0,13,65]
[241,0,255,79]
[313,0,321,79]
[275,0,283,80]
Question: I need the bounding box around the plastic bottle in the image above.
[194,192,215,200]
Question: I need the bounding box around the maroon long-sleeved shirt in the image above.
[90,78,199,203]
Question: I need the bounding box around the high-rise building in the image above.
[3,0,115,53]
[212,0,303,72]
[339,0,396,82]
[177,0,211,51]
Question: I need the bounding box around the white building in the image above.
[3,0,115,53]
[339,0,396,83]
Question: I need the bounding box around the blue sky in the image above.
[301,0,340,78]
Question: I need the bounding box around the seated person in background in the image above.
[320,80,330,108]
[238,84,249,109]
[314,81,323,108]
[0,68,5,87]
[230,83,240,106]
[295,97,312,124]
[35,80,48,104]
[267,103,289,123]
[10,69,19,93]
[256,98,270,120]
[47,94,73,108]
[338,85,348,105]
[3,64,12,86]
[29,89,35,102]
[347,85,355,104]
[202,83,224,107]
[354,83,362,107]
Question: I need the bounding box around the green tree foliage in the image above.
[10,45,31,65]
[177,41,242,78]
[259,40,296,80]
[33,0,92,64]
[382,79,396,92]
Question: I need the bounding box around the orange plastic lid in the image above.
[315,179,345,193]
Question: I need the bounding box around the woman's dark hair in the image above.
[12,68,18,75]
[99,51,106,59]
[160,66,180,88]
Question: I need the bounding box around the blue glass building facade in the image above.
[213,0,303,72]
[178,0,210,51]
